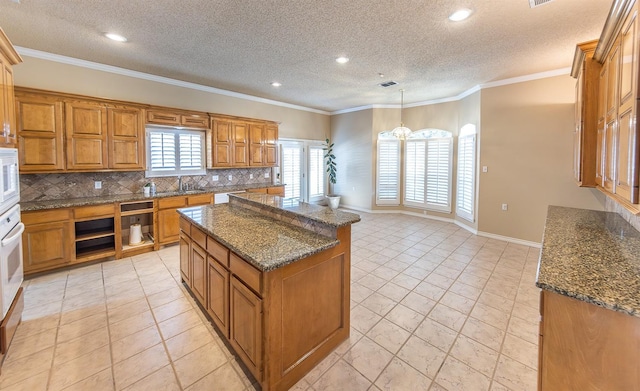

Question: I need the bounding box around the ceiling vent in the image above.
[529,0,553,8]
[379,81,398,87]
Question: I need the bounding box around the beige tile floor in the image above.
[0,211,541,391]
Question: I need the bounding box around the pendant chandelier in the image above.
[391,89,412,140]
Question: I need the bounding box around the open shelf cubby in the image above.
[75,217,116,259]
[120,201,155,254]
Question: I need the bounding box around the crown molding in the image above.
[15,46,330,115]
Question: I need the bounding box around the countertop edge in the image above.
[535,281,639,317]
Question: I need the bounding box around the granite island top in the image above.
[536,205,640,317]
[231,192,361,228]
[178,204,341,271]
[20,183,282,211]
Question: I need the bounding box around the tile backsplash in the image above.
[605,197,640,232]
[20,168,273,202]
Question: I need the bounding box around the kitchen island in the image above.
[178,193,360,391]
[536,206,640,391]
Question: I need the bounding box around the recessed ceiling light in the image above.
[336,56,349,64]
[271,82,282,87]
[105,33,127,42]
[449,8,472,22]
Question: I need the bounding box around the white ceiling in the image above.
[0,0,612,112]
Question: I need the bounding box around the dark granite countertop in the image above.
[231,193,361,228]
[178,204,340,271]
[20,183,284,211]
[536,205,640,317]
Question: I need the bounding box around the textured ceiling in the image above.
[0,0,612,112]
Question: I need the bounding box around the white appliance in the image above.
[214,191,246,204]
[0,149,19,216]
[0,204,23,318]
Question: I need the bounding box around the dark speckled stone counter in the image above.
[20,184,282,211]
[178,204,341,271]
[536,205,640,317]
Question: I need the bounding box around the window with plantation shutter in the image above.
[403,129,452,212]
[146,127,205,177]
[456,124,477,222]
[308,145,326,202]
[280,142,303,200]
[376,134,400,205]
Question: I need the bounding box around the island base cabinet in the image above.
[190,243,207,305]
[207,256,229,337]
[179,233,190,286]
[230,276,263,382]
[539,290,640,391]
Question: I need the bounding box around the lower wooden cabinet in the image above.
[230,275,263,381]
[22,209,73,274]
[158,194,213,245]
[207,254,229,337]
[538,290,640,391]
[179,233,191,286]
[190,242,207,305]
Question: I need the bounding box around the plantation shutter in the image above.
[376,139,400,205]
[404,140,426,206]
[149,130,176,172]
[308,145,325,200]
[425,137,452,212]
[281,144,302,200]
[456,134,476,221]
[179,133,203,171]
[146,127,205,177]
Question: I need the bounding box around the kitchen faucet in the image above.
[178,176,183,192]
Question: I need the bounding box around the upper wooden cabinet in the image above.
[0,28,22,149]
[571,40,600,187]
[146,109,208,129]
[208,115,278,168]
[15,88,146,172]
[585,0,640,209]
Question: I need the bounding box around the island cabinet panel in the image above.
[190,241,207,305]
[207,255,229,336]
[230,275,263,381]
[179,233,191,286]
[539,290,640,391]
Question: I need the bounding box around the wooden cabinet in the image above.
[15,88,145,172]
[15,91,65,172]
[207,251,229,336]
[230,275,263,381]
[158,194,212,245]
[0,28,21,149]
[108,105,145,169]
[191,240,207,305]
[65,100,108,170]
[73,204,116,262]
[538,290,640,391]
[590,1,640,208]
[247,186,285,196]
[22,209,73,274]
[209,115,278,168]
[571,40,600,187]
[146,108,208,129]
[179,232,191,286]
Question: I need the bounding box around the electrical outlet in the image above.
[212,175,219,181]
[129,216,136,224]
[265,172,270,178]
[228,175,232,181]
[482,166,488,173]
[250,174,254,179]
[94,181,102,189]
[501,203,508,211]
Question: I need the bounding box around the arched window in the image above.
[404,129,453,212]
[376,131,401,205]
[456,124,477,222]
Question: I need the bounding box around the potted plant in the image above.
[324,138,340,209]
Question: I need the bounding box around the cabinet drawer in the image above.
[191,226,206,249]
[267,186,285,196]
[22,209,70,224]
[179,217,191,235]
[230,252,262,295]
[1,287,23,354]
[246,188,267,193]
[207,237,229,267]
[74,203,115,219]
[182,115,208,129]
[146,110,180,126]
[158,196,187,209]
[188,194,213,206]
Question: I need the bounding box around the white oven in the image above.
[0,204,23,318]
[0,149,19,216]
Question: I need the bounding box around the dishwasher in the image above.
[214,191,246,204]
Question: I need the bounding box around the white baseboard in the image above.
[342,204,542,248]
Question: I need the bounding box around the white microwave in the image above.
[0,149,19,216]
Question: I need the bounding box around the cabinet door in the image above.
[147,110,180,126]
[181,114,208,129]
[233,122,249,166]
[65,101,108,170]
[158,208,181,244]
[603,44,621,193]
[596,66,607,187]
[211,118,232,167]
[191,243,207,305]
[207,256,229,337]
[0,60,17,147]
[187,193,213,206]
[230,276,262,381]
[23,220,72,274]
[248,123,264,166]
[179,233,191,285]
[264,123,278,166]
[267,186,285,196]
[15,93,65,172]
[108,106,144,170]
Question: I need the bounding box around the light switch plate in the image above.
[212,175,219,181]
[264,172,270,178]
[482,166,488,173]
[250,174,254,179]
[94,181,102,189]
[228,175,232,180]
